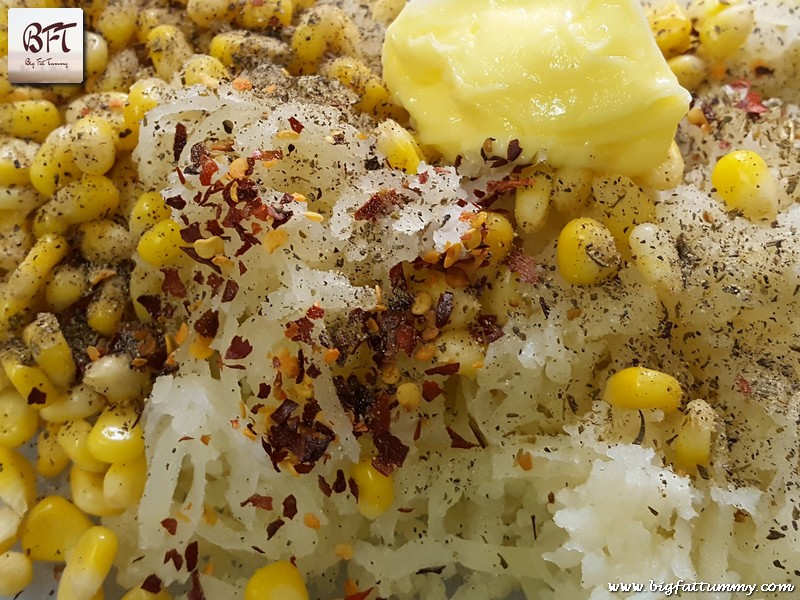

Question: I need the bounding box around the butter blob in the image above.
[382,0,691,177]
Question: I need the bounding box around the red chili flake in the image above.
[348,477,359,500]
[271,399,299,425]
[422,381,442,402]
[27,388,46,405]
[306,363,321,379]
[224,336,252,360]
[160,518,178,535]
[266,518,285,540]
[206,272,224,294]
[288,116,304,133]
[285,317,314,344]
[199,157,219,186]
[178,436,194,442]
[372,432,409,475]
[161,268,187,298]
[416,565,445,575]
[418,171,429,184]
[176,167,187,184]
[424,363,460,376]
[414,417,422,441]
[345,589,374,600]
[506,139,522,162]
[333,469,347,493]
[306,305,325,319]
[166,194,186,210]
[735,374,752,396]
[221,279,239,302]
[206,220,224,237]
[388,262,407,290]
[318,475,332,497]
[435,291,454,329]
[507,250,539,284]
[468,314,504,345]
[486,178,535,194]
[185,540,199,572]
[395,323,418,356]
[240,493,273,510]
[446,426,478,449]
[180,247,222,274]
[141,574,163,594]
[354,189,411,221]
[282,495,298,519]
[164,548,184,570]
[193,310,219,338]
[251,149,283,161]
[397,507,414,513]
[174,123,187,162]
[190,142,210,168]
[729,80,768,116]
[257,383,271,399]
[180,222,203,244]
[189,570,206,600]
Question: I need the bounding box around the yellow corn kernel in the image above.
[372,0,405,24]
[40,384,105,424]
[648,4,692,59]
[29,125,79,197]
[667,54,707,92]
[0,550,33,596]
[1,232,68,324]
[629,223,682,294]
[375,119,421,174]
[636,140,684,191]
[88,404,144,464]
[245,560,310,600]
[350,458,394,520]
[86,277,127,337]
[147,25,194,81]
[85,32,109,77]
[129,263,163,323]
[57,572,105,600]
[72,116,117,176]
[137,218,184,267]
[686,0,727,23]
[0,447,37,552]
[0,210,32,270]
[209,31,289,69]
[435,329,485,378]
[590,174,655,256]
[70,465,123,517]
[183,54,230,88]
[34,175,121,236]
[122,78,167,148]
[23,312,77,389]
[556,217,620,286]
[186,0,234,27]
[602,366,683,413]
[46,264,89,313]
[1,356,64,409]
[83,354,152,404]
[130,192,172,237]
[396,382,421,412]
[56,419,110,473]
[515,173,552,234]
[103,452,146,509]
[0,387,39,448]
[698,4,754,61]
[0,136,37,187]
[79,220,135,264]
[235,0,293,29]
[21,496,92,561]
[62,526,118,599]
[711,149,778,221]
[551,167,593,215]
[290,5,360,75]
[673,399,716,472]
[323,56,400,119]
[0,100,62,143]
[37,424,70,478]
[96,0,137,52]
[482,211,514,266]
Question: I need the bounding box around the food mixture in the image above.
[0,0,799,599]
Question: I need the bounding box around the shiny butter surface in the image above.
[382,0,691,176]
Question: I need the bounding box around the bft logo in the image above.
[7,8,84,84]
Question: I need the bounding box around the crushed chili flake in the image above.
[306,304,325,319]
[199,157,219,186]
[161,268,187,298]
[141,574,163,593]
[486,178,535,194]
[206,272,224,294]
[372,432,409,475]
[27,388,46,405]
[395,323,418,356]
[271,399,299,425]
[160,518,178,535]
[224,336,252,360]
[285,317,315,344]
[288,116,304,133]
[446,426,478,449]
[318,475,332,497]
[189,569,206,600]
[181,246,222,274]
[348,477,359,500]
[174,123,187,162]
[345,588,374,600]
[193,310,220,338]
[257,383,271,399]
[507,250,539,284]
[221,279,239,302]
[164,548,184,571]
[416,565,445,575]
[252,148,283,161]
[178,436,194,442]
[424,363,460,376]
[240,494,273,510]
[166,194,186,210]
[506,139,522,162]
[735,374,752,395]
[282,495,298,519]
[468,314,505,345]
[333,469,347,493]
[266,518,285,540]
[422,381,442,402]
[306,363,321,379]
[180,223,203,244]
[354,189,412,221]
[435,291,454,329]
[185,540,199,572]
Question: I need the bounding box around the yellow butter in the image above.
[382,0,691,177]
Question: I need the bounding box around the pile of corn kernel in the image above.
[0,0,775,598]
